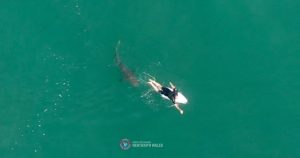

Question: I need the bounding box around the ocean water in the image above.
[1,0,300,158]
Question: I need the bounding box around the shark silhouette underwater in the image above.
[115,41,139,87]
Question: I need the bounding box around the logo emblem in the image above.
[120,139,131,150]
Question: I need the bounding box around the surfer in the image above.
[148,79,184,114]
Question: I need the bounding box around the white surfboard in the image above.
[175,92,188,104]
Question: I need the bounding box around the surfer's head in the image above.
[173,88,178,95]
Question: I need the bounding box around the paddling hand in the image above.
[180,110,184,115]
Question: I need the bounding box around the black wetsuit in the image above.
[159,87,178,104]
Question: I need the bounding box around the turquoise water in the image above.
[1,0,300,157]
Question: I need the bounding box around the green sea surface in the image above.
[1,0,300,157]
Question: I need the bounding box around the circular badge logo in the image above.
[120,139,131,150]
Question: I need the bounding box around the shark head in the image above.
[129,76,139,87]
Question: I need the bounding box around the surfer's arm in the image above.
[169,82,176,89]
[174,103,184,115]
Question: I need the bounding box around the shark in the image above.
[115,41,139,87]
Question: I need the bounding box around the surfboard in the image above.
[175,92,188,104]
